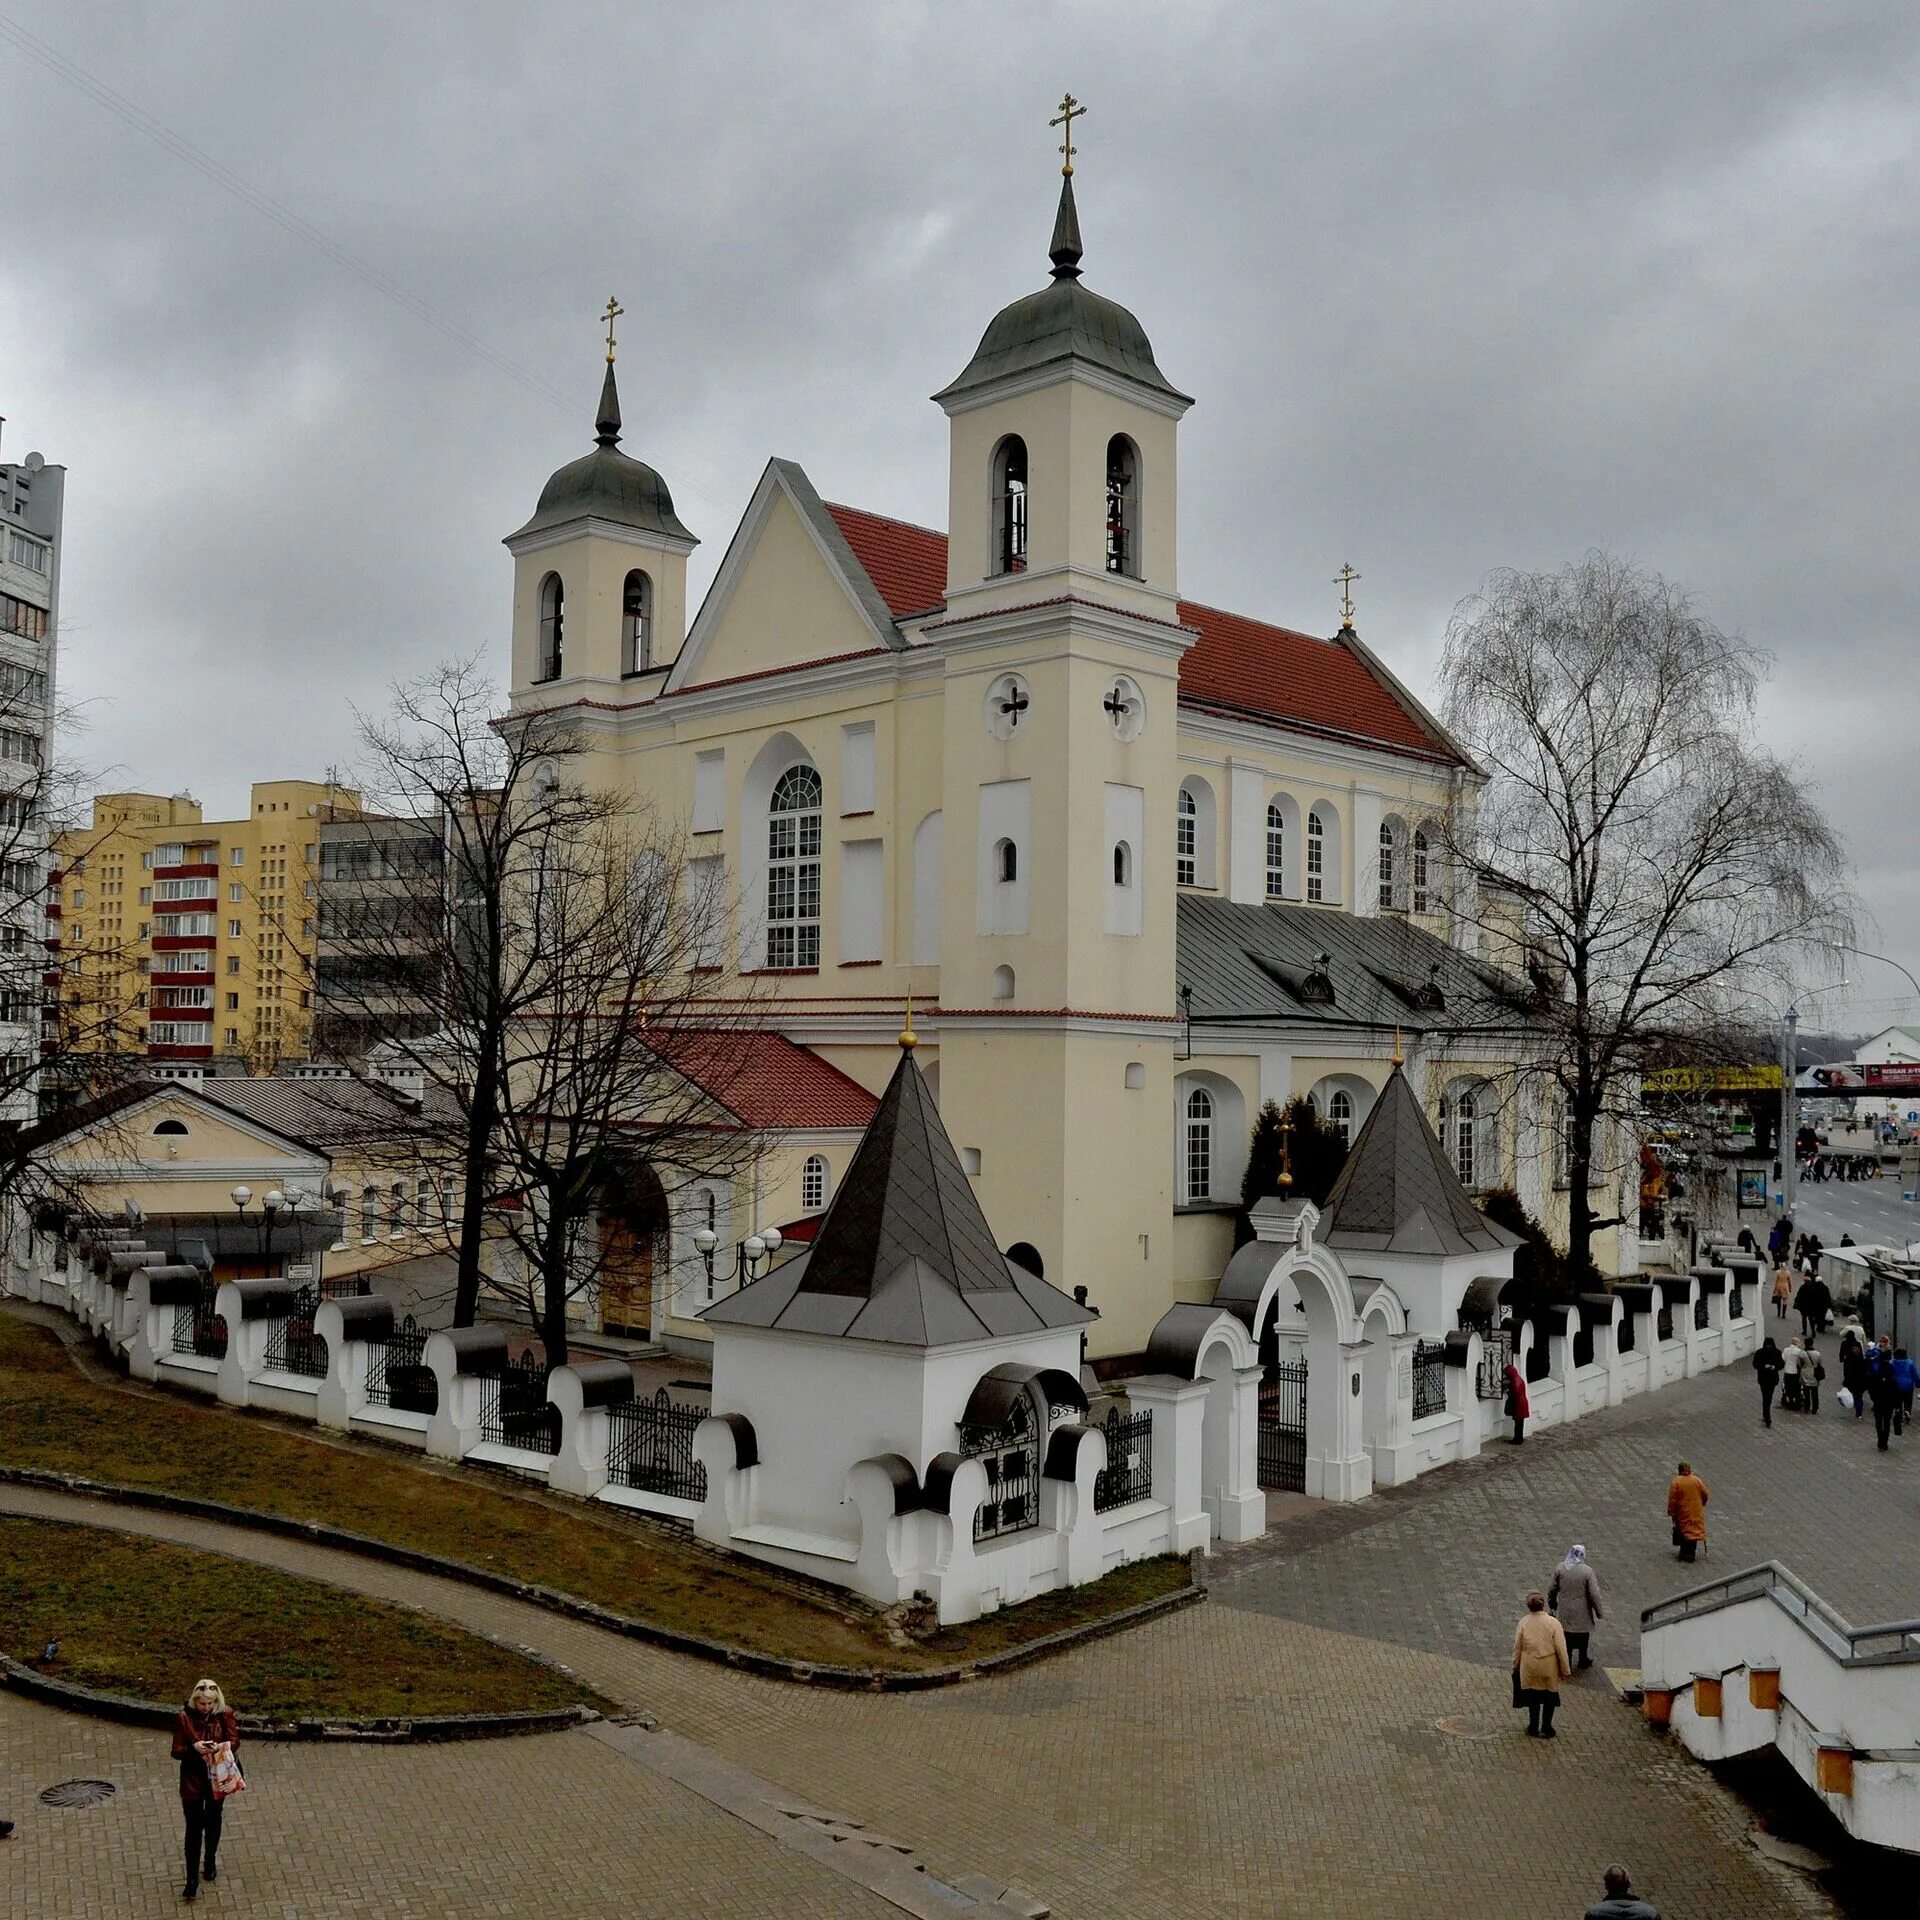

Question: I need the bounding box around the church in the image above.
[499,116,1626,1365]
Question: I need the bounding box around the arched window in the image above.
[766,765,822,968]
[1441,1087,1481,1189]
[1378,822,1396,910]
[1265,802,1286,899]
[1175,788,1197,886]
[992,963,1015,1000]
[802,1154,828,1212]
[360,1183,378,1245]
[536,573,564,682]
[151,1118,189,1137]
[1105,436,1139,577]
[1184,1087,1214,1201]
[621,569,653,676]
[389,1181,407,1236]
[991,436,1028,576]
[1112,840,1132,887]
[1327,1087,1354,1148]
[416,1174,435,1230]
[1412,829,1431,914]
[1306,809,1326,901]
[995,837,1018,885]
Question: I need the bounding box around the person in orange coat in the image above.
[1665,1461,1709,1564]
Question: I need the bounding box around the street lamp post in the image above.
[1780,1008,1800,1221]
[231,1184,288,1278]
[690,1223,781,1305]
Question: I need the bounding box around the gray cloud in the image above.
[3,0,1915,1028]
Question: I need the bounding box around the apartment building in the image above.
[0,426,63,1118]
[54,780,359,1076]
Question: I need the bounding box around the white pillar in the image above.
[1126,1374,1211,1553]
[548,1360,629,1498]
[1307,1334,1374,1502]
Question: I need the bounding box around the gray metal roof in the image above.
[1317,1064,1520,1258]
[702,1046,1093,1348]
[194,1076,457,1155]
[933,177,1190,409]
[511,363,695,545]
[1177,896,1532,1039]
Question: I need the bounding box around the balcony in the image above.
[153,862,220,882]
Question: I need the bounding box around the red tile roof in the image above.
[650,1030,879,1131]
[1175,601,1448,759]
[820,508,1456,762]
[825,504,950,619]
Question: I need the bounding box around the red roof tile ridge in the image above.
[823,500,949,542]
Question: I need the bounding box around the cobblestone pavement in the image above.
[1214,1344,1920,1671]
[0,1366,1867,1918]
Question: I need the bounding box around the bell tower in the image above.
[505,304,698,707]
[927,107,1198,1359]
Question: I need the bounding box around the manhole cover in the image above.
[39,1779,116,1810]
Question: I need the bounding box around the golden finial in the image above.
[899,987,918,1052]
[602,295,625,366]
[1050,93,1086,176]
[1335,562,1361,628]
[1277,1108,1295,1194]
[1391,1026,1405,1067]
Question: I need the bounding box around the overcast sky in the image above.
[3,2,1914,1031]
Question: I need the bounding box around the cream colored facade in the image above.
[502,181,1618,1359]
[54,780,355,1075]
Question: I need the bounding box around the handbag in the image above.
[1671,1524,1684,1548]
[1510,1664,1524,1709]
[206,1741,246,1802]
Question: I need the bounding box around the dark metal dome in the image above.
[513,363,694,544]
[933,175,1189,408]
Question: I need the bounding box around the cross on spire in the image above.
[1277,1109,1295,1194]
[602,295,625,366]
[1334,563,1360,627]
[1050,93,1086,176]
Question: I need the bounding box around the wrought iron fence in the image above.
[261,1284,327,1378]
[1693,1295,1710,1332]
[1572,1321,1595,1370]
[478,1351,558,1454]
[1256,1357,1307,1491]
[606,1386,708,1503]
[1657,1304,1675,1342]
[1476,1327,1513,1401]
[1618,1312,1636,1354]
[365,1314,436,1413]
[1525,1334,1552,1383]
[319,1274,372,1300]
[171,1280,227,1361]
[1729,1282,1745,1320]
[1411,1339,1449,1419]
[1092,1405,1153,1512]
[961,1394,1037,1540]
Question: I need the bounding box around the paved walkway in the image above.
[5,1359,1896,1916]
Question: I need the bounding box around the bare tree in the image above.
[1435,552,1852,1279]
[487,805,759,1365]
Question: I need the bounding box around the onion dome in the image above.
[933,174,1190,408]
[512,362,694,543]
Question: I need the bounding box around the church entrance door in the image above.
[597,1211,655,1337]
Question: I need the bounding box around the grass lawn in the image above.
[0,1514,609,1720]
[0,1313,1192,1672]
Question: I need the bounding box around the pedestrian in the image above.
[1892,1347,1917,1429]
[1503,1358,1530,1444]
[1771,1261,1792,1321]
[171,1676,241,1901]
[1781,1336,1806,1412]
[1842,1332,1871,1420]
[1802,1341,1824,1415]
[1840,1231,1856,1247]
[1666,1461,1709,1564]
[1512,1591,1570,1738]
[1549,1544,1603,1670]
[1866,1355,1900,1452]
[1583,1863,1660,1918]
[1752,1336,1784,1426]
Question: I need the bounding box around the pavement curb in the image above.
[0,1654,598,1743]
[0,1466,1203,1692]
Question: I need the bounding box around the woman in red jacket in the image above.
[1504,1360,1531,1444]
[170,1677,239,1900]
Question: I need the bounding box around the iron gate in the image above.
[479,1351,559,1454]
[606,1387,708,1502]
[365,1314,436,1413]
[1256,1357,1307,1492]
[1476,1326,1513,1400]
[262,1284,326,1378]
[961,1394,1038,1540]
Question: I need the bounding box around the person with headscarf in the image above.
[170,1676,240,1900]
[1548,1544,1604,1670]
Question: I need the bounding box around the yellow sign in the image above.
[1642,1065,1783,1096]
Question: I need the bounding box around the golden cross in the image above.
[1334,563,1360,626]
[1050,93,1086,176]
[1277,1110,1295,1193]
[601,295,625,366]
